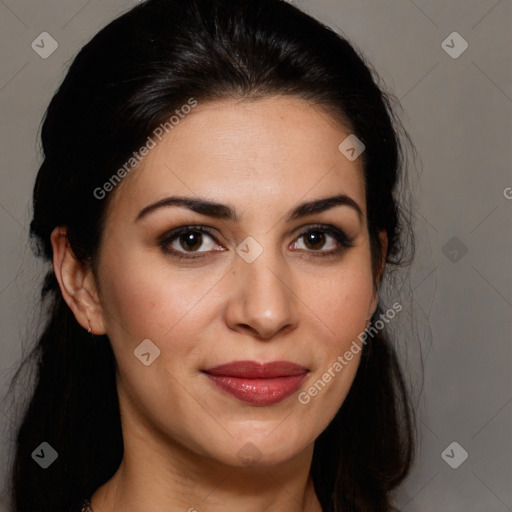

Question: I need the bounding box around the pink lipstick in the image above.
[202,360,308,406]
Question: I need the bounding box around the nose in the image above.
[224,247,299,340]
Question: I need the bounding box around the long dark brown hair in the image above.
[4,0,418,510]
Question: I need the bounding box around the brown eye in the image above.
[292,224,354,258]
[178,232,203,252]
[302,231,327,251]
[159,226,221,258]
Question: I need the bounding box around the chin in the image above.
[218,428,313,469]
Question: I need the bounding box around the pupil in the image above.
[181,232,202,251]
[306,232,325,250]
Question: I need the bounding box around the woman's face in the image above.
[93,96,381,469]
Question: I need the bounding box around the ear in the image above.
[50,226,106,335]
[369,229,388,317]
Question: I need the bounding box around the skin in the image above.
[51,96,387,512]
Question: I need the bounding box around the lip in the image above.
[202,360,309,406]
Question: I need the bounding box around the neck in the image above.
[91,415,323,512]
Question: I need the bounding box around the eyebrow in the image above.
[135,193,363,223]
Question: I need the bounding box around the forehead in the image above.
[105,96,366,223]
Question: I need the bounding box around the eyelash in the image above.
[158,224,354,261]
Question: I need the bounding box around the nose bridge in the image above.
[226,234,297,339]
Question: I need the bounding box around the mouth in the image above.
[202,360,309,406]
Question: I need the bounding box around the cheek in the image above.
[97,248,168,352]
[297,272,373,426]
[301,255,374,394]
[315,263,375,343]
[98,248,221,363]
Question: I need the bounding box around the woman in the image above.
[6,0,417,510]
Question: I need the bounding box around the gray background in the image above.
[0,0,511,511]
